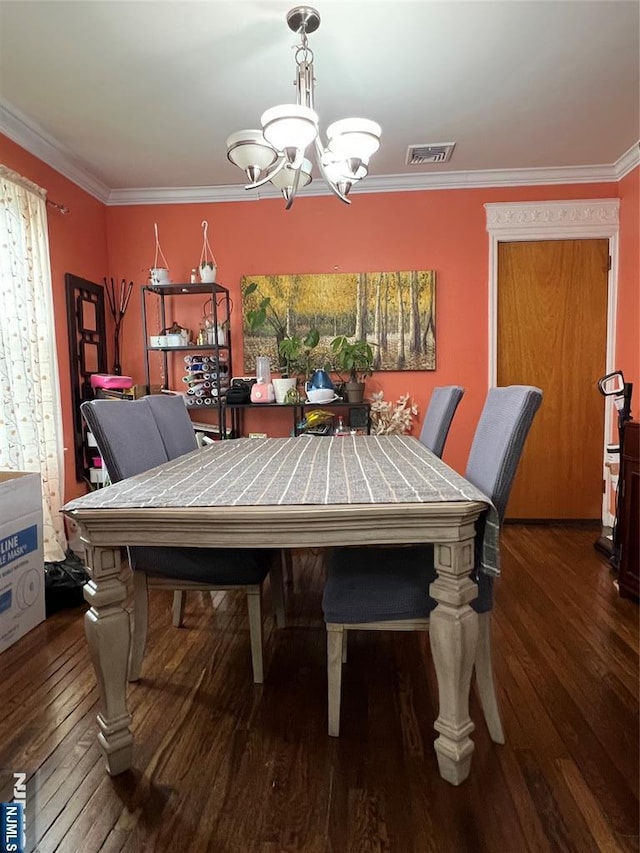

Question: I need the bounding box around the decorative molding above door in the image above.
[485,199,620,239]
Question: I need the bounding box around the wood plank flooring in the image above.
[0,525,637,852]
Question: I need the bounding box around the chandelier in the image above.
[226,6,381,209]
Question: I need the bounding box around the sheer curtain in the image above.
[0,165,66,562]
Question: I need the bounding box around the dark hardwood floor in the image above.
[0,525,637,852]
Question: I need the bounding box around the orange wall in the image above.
[2,130,637,500]
[0,134,109,499]
[106,182,620,472]
[617,166,639,396]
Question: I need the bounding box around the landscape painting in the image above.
[241,271,436,373]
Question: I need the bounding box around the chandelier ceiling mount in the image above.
[226,5,381,209]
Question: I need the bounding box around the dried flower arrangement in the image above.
[369,391,419,436]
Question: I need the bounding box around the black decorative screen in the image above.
[65,274,107,482]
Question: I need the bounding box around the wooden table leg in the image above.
[429,534,478,785]
[83,544,133,775]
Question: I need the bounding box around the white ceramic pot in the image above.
[150,267,170,285]
[166,333,183,347]
[200,265,217,283]
[273,377,297,404]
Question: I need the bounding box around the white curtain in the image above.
[0,165,66,562]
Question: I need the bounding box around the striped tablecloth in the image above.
[64,436,499,575]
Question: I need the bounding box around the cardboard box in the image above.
[0,472,45,654]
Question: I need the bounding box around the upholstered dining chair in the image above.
[81,396,283,684]
[419,385,465,457]
[322,385,543,740]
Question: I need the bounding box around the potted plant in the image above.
[200,260,217,283]
[330,336,375,403]
[199,220,217,282]
[275,329,320,402]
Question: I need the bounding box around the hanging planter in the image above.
[150,222,170,285]
[199,220,218,283]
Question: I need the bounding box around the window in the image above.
[0,166,66,561]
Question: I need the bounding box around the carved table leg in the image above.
[83,545,133,775]
[429,534,478,785]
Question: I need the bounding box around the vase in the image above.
[273,377,297,404]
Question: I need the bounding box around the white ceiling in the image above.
[0,0,638,202]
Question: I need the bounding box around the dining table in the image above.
[63,434,497,786]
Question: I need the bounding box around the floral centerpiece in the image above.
[370,391,418,435]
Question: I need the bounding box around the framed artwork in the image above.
[241,271,436,373]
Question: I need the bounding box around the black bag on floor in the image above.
[44,550,90,615]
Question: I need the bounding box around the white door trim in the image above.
[484,198,621,524]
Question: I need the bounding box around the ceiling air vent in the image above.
[406,143,456,165]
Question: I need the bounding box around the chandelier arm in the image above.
[285,163,303,210]
[314,138,351,205]
[244,156,287,190]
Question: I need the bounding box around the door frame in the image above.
[484,198,621,524]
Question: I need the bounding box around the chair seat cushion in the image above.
[323,546,438,624]
[131,546,272,585]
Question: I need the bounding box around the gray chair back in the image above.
[81,398,168,482]
[145,394,198,460]
[419,386,465,457]
[465,385,543,522]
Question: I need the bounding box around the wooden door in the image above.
[497,239,609,519]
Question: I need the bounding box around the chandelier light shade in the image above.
[226,5,381,209]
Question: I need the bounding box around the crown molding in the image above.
[484,198,620,239]
[0,98,111,203]
[614,141,640,179]
[1,96,636,206]
[107,162,630,206]
[106,183,282,206]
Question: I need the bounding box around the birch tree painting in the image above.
[242,271,435,373]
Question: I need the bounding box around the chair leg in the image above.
[474,611,505,744]
[270,557,286,628]
[341,630,348,663]
[327,624,344,737]
[172,590,185,627]
[128,571,149,682]
[246,586,264,684]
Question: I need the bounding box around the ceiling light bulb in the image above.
[270,159,313,194]
[326,118,382,160]
[321,152,369,183]
[261,104,319,153]
[226,130,278,182]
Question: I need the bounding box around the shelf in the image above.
[223,398,370,437]
[144,282,229,296]
[224,401,297,410]
[142,281,233,435]
[223,400,369,409]
[147,345,230,352]
[301,400,369,408]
